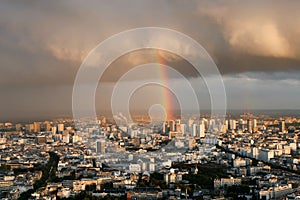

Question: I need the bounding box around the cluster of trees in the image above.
[13,163,44,175]
[0,164,10,170]
[33,152,60,188]
[18,152,60,200]
[172,162,228,190]
[136,171,167,189]
[226,185,250,199]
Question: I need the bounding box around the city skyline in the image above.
[1,113,300,199]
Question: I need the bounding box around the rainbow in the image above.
[154,49,174,120]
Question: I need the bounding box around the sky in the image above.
[0,0,300,122]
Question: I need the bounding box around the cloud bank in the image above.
[0,0,300,121]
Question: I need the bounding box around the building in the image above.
[180,124,186,135]
[164,170,183,184]
[252,119,257,130]
[96,139,106,154]
[130,129,139,138]
[198,124,205,138]
[247,119,252,132]
[149,163,155,172]
[279,120,285,133]
[129,164,141,173]
[168,131,177,139]
[26,124,34,132]
[191,124,197,137]
[229,120,236,130]
[169,120,176,132]
[62,130,70,143]
[214,177,242,189]
[51,126,57,134]
[44,122,51,132]
[15,124,22,131]
[126,188,162,199]
[233,158,247,168]
[36,135,46,144]
[251,147,259,159]
[132,138,141,147]
[188,138,196,150]
[58,123,64,132]
[259,184,292,200]
[163,121,169,133]
[238,119,245,130]
[34,122,41,132]
[259,149,274,162]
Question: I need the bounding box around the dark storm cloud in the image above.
[0,0,300,121]
[1,0,300,87]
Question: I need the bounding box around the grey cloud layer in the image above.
[1,0,300,86]
[0,0,300,121]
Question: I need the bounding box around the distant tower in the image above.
[176,123,181,132]
[96,139,106,154]
[34,122,41,133]
[180,124,186,135]
[52,126,57,134]
[238,119,244,130]
[229,120,236,130]
[101,117,107,126]
[163,121,169,133]
[26,124,34,132]
[15,124,22,131]
[191,124,197,137]
[252,119,257,129]
[247,119,253,132]
[44,122,51,132]
[188,119,194,128]
[252,119,257,132]
[279,120,285,133]
[58,124,64,132]
[62,130,70,143]
[198,124,205,138]
[169,120,176,132]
